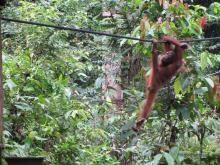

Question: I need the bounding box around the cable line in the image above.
[1,17,151,42]
[1,17,220,43]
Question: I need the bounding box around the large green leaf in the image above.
[174,77,182,95]
[152,154,162,165]
[163,152,174,165]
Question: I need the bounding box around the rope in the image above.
[1,17,151,42]
[1,17,220,43]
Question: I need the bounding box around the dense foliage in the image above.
[1,0,220,164]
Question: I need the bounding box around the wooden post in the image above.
[0,18,3,165]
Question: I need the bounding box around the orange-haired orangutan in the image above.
[133,36,188,131]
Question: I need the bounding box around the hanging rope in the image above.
[1,17,220,43]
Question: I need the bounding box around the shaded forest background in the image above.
[1,0,220,164]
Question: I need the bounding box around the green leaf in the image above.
[194,5,207,12]
[169,147,179,160]
[161,22,169,34]
[191,121,199,132]
[174,77,182,95]
[206,119,220,132]
[121,118,135,131]
[210,2,220,15]
[194,87,208,94]
[179,107,190,120]
[120,38,128,47]
[6,79,17,90]
[65,110,78,119]
[95,77,104,89]
[200,53,207,70]
[134,0,142,6]
[149,25,156,36]
[125,146,137,153]
[163,152,174,165]
[180,77,190,91]
[35,136,47,141]
[204,78,214,88]
[64,87,72,98]
[23,86,35,92]
[152,154,162,165]
[200,52,213,70]
[15,102,32,111]
[78,72,88,78]
[28,131,37,140]
[189,22,202,35]
[132,26,140,38]
[145,21,151,33]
